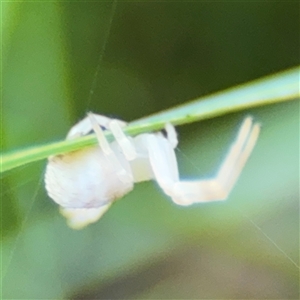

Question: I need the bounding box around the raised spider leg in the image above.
[216,117,260,194]
[173,117,260,205]
[147,117,260,206]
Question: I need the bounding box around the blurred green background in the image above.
[2,1,299,299]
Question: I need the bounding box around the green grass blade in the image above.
[1,67,299,173]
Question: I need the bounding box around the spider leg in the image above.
[66,112,136,183]
[60,203,112,229]
[108,120,137,161]
[147,117,260,206]
[146,132,180,197]
[165,123,178,148]
[67,113,126,139]
[87,113,133,183]
[216,117,260,195]
[65,113,133,183]
[78,113,137,161]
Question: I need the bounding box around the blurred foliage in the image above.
[1,1,299,299]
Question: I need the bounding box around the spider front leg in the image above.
[147,117,260,206]
[66,113,126,139]
[68,112,137,183]
[67,112,136,160]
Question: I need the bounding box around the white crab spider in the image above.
[45,113,260,229]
